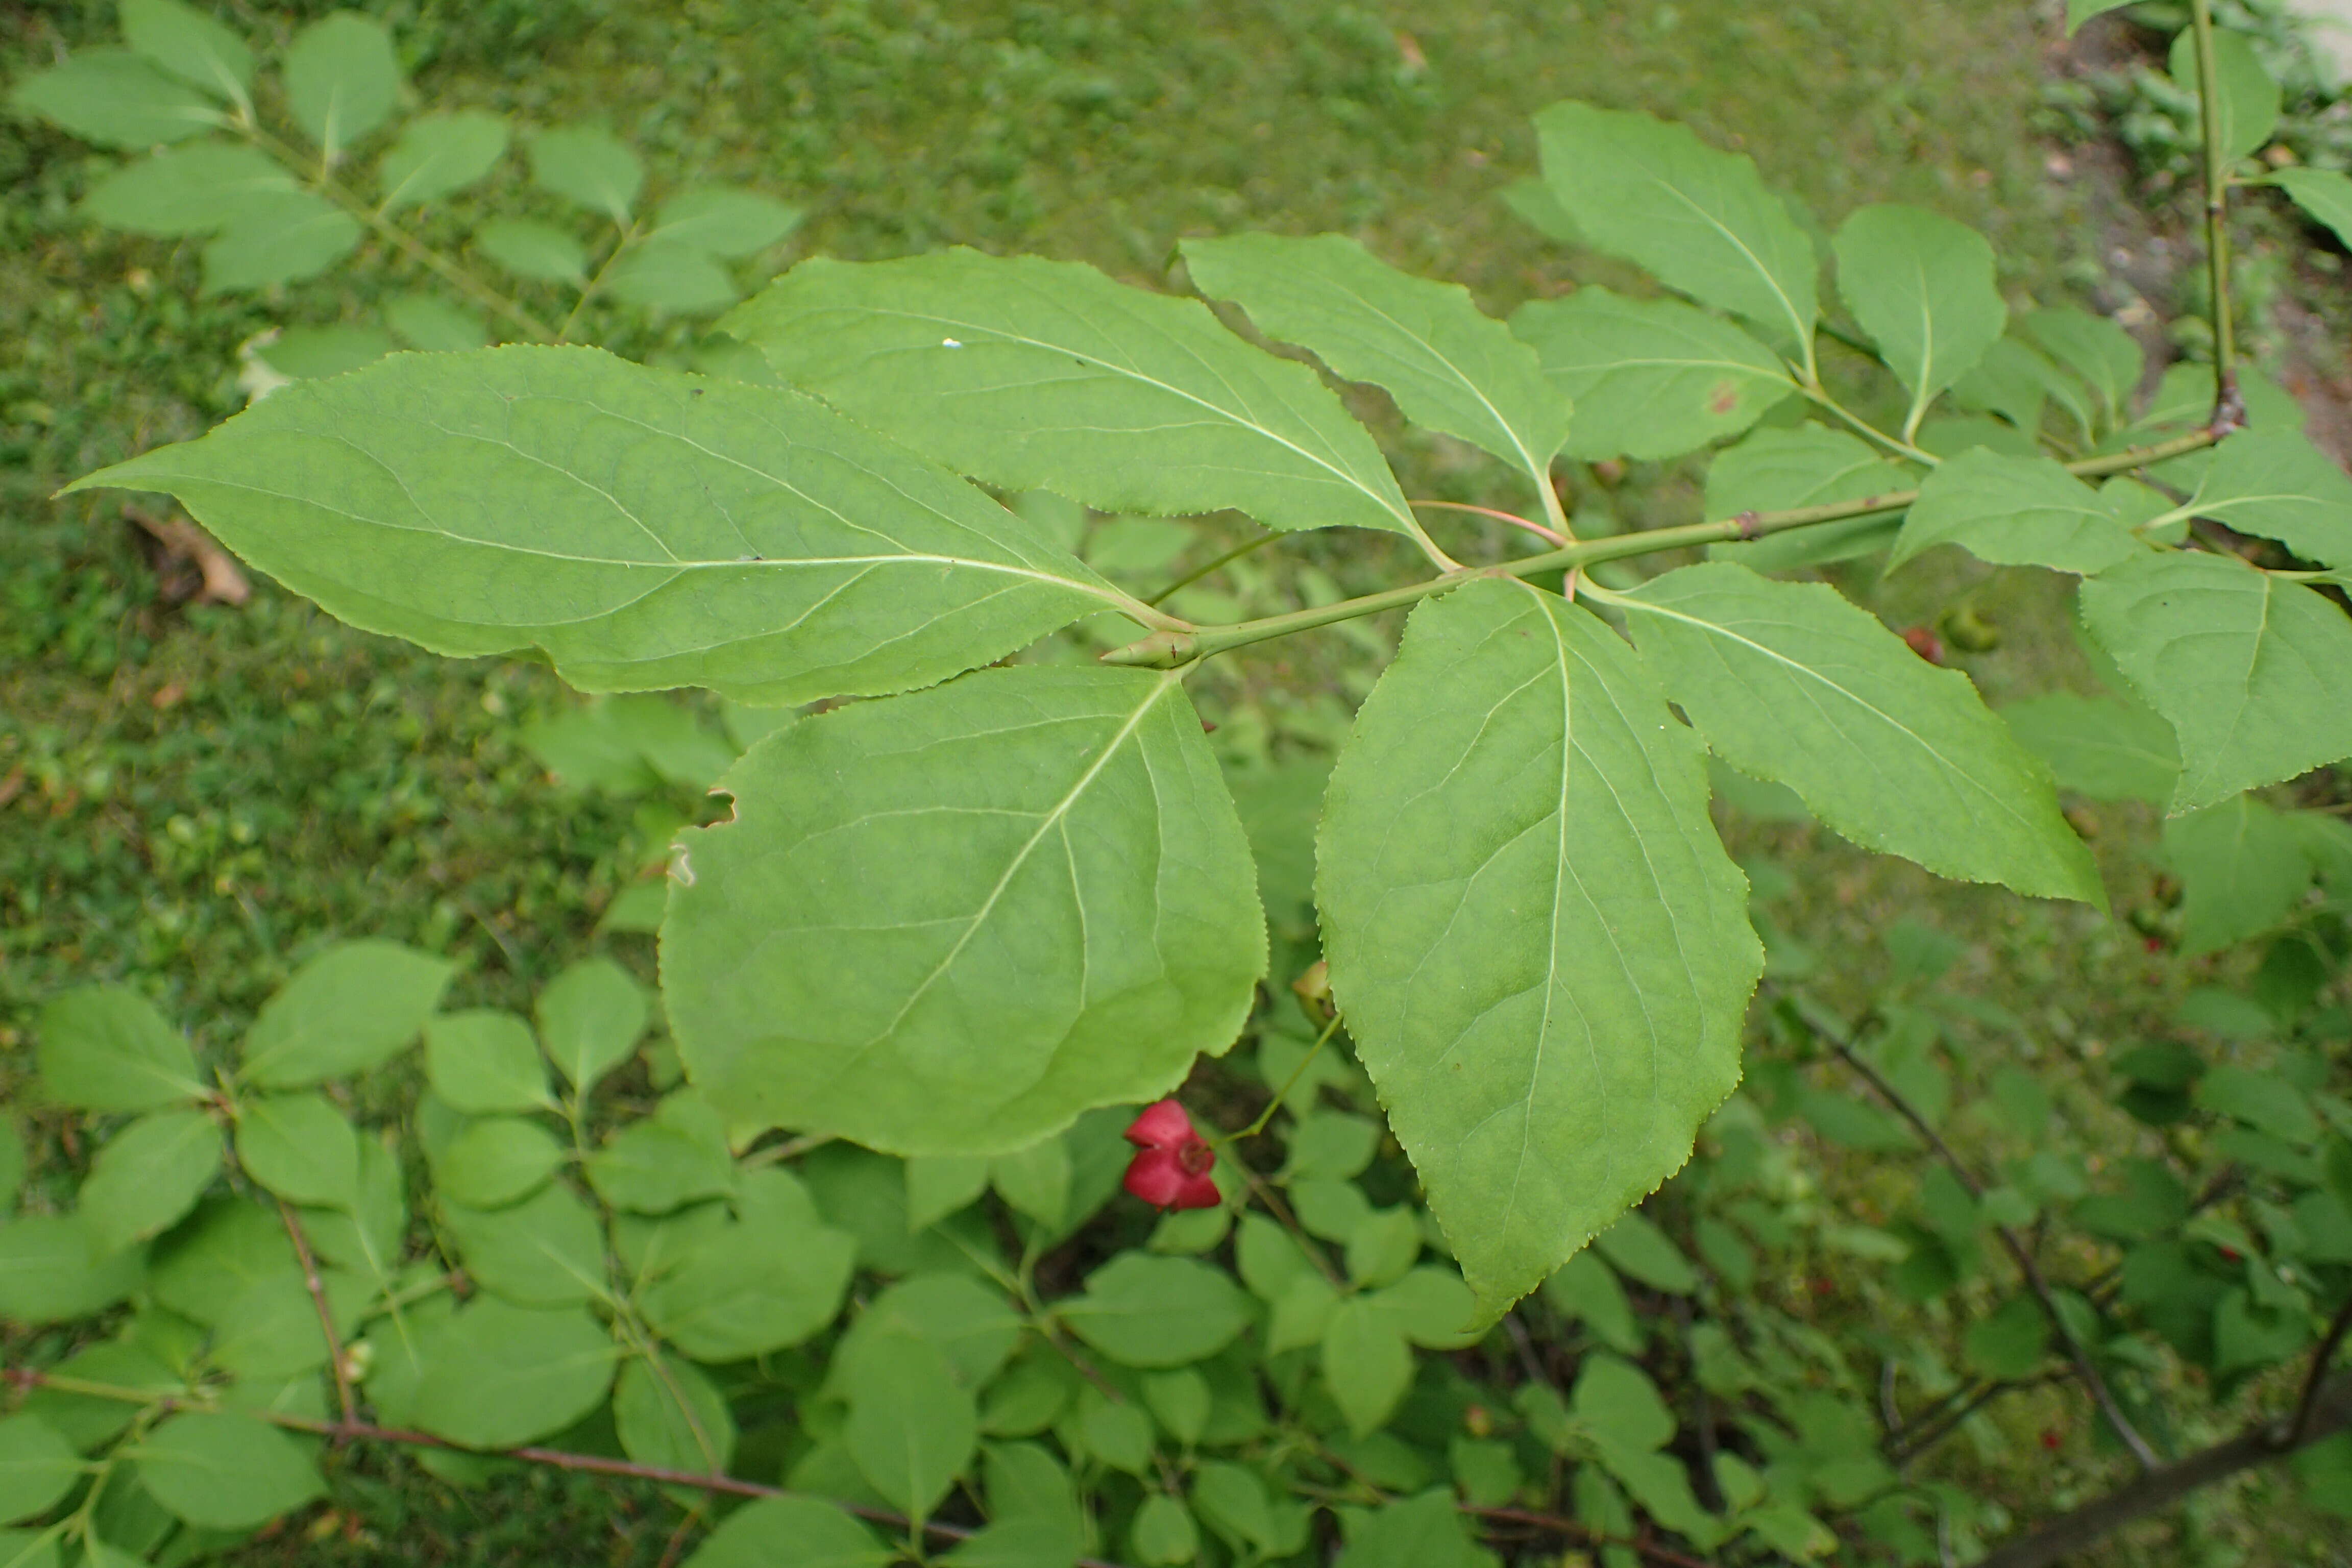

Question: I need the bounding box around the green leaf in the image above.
[80,1110,222,1255]
[1831,205,2005,420]
[2165,795,2314,954]
[9,48,219,148]
[614,1353,736,1474]
[1060,1255,1253,1368]
[424,1010,552,1114]
[679,1497,892,1568]
[537,957,647,1094]
[240,940,452,1087]
[2022,307,2141,426]
[836,1273,1025,1390]
[201,191,363,293]
[1321,1297,1412,1436]
[1370,1266,1479,1350]
[2274,168,2352,250]
[1573,1355,1675,1450]
[1964,1293,2049,1379]
[411,1298,618,1448]
[1950,335,2073,435]
[1999,693,2179,804]
[442,1181,608,1306]
[0,1416,79,1524]
[665,666,1264,1154]
[81,142,293,236]
[131,1412,323,1529]
[904,1156,991,1232]
[1131,1495,1198,1566]
[0,1531,58,1568]
[2170,26,2282,162]
[721,250,1422,540]
[283,12,400,159]
[843,1332,976,1522]
[378,111,510,209]
[1615,561,2099,900]
[2067,1,2135,32]
[649,188,804,255]
[69,348,1138,706]
[2079,550,2352,811]
[383,294,488,352]
[1334,1489,1490,1568]
[36,985,205,1111]
[433,1117,566,1208]
[1895,449,2139,576]
[990,1136,1072,1232]
[586,1091,736,1213]
[258,325,396,381]
[302,1136,406,1287]
[121,0,255,106]
[146,1197,293,1324]
[236,1093,359,1209]
[605,243,738,313]
[2183,432,2352,569]
[473,217,587,283]
[1591,1213,1699,1296]
[528,127,644,222]
[1180,232,1570,482]
[1535,100,1818,360]
[1318,580,1759,1318]
[1704,425,1913,570]
[1510,287,1794,462]
[639,1170,857,1359]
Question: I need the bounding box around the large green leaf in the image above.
[1180,233,1569,484]
[664,665,1265,1154]
[80,1110,222,1255]
[283,13,400,160]
[638,1170,856,1359]
[36,985,206,1112]
[843,1332,976,1521]
[80,142,293,237]
[377,112,509,209]
[2183,432,2352,569]
[721,250,1422,540]
[2165,795,2315,955]
[1999,693,2179,804]
[442,1181,608,1306]
[431,1117,566,1208]
[2170,27,2282,163]
[1535,100,1819,361]
[410,1298,618,1448]
[71,348,1138,706]
[1510,287,1794,462]
[0,1215,142,1324]
[1057,1255,1252,1368]
[2079,551,2352,812]
[1831,205,2004,422]
[8,48,219,149]
[0,1416,79,1524]
[239,940,452,1088]
[1704,425,1915,570]
[2274,168,2352,251]
[1615,564,2102,902]
[679,1497,892,1568]
[131,1412,323,1530]
[586,1091,735,1213]
[1316,579,1760,1316]
[613,1353,736,1474]
[1893,449,2140,575]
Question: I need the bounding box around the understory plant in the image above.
[7,0,2352,1564]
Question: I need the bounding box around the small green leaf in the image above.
[1999,693,2178,804]
[2183,432,2352,569]
[36,985,206,1111]
[240,940,452,1088]
[2199,1062,2321,1144]
[424,1010,551,1114]
[665,666,1264,1155]
[722,250,1422,540]
[201,191,363,293]
[1344,1208,1423,1289]
[80,1110,222,1255]
[235,1093,359,1209]
[1130,1494,1198,1566]
[836,1272,1025,1390]
[649,187,804,256]
[1573,1355,1675,1450]
[378,111,510,209]
[989,1135,1072,1233]
[0,1415,80,1524]
[844,1332,975,1522]
[1591,1213,1699,1296]
[1832,205,2005,420]
[1321,1297,1412,1436]
[1616,562,2101,903]
[904,1156,991,1232]
[1180,232,1570,482]
[639,1170,857,1359]
[1511,287,1794,462]
[2079,550,2352,812]
[1320,579,1759,1318]
[442,1181,608,1306]
[1141,1370,1211,1446]
[121,0,255,106]
[528,127,644,221]
[301,1136,405,1287]
[258,326,396,381]
[131,1411,323,1529]
[537,957,648,1095]
[1370,1266,1479,1350]
[2170,26,2282,162]
[2165,795,2315,955]
[9,48,219,148]
[614,1353,736,1474]
[411,1298,618,1448]
[1060,1255,1253,1368]
[146,1197,292,1324]
[1963,1293,2049,1379]
[283,13,401,160]
[2274,168,2352,251]
[1535,100,1819,359]
[1334,1488,1489,1568]
[1948,336,2066,435]
[678,1496,892,1568]
[586,1091,736,1213]
[1895,448,2139,575]
[80,142,293,236]
[473,217,588,283]
[433,1117,566,1208]
[2022,307,2141,426]
[1704,425,1914,569]
[383,293,488,352]
[605,242,738,313]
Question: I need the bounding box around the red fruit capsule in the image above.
[1122,1098,1221,1212]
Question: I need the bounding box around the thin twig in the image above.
[1789,996,2162,1472]
[277,1198,357,1429]
[2288,1294,2352,1448]
[1144,533,1283,606]
[1409,498,1569,547]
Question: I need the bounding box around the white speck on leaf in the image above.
[941,338,963,348]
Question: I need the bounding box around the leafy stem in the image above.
[2188,0,2243,429]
